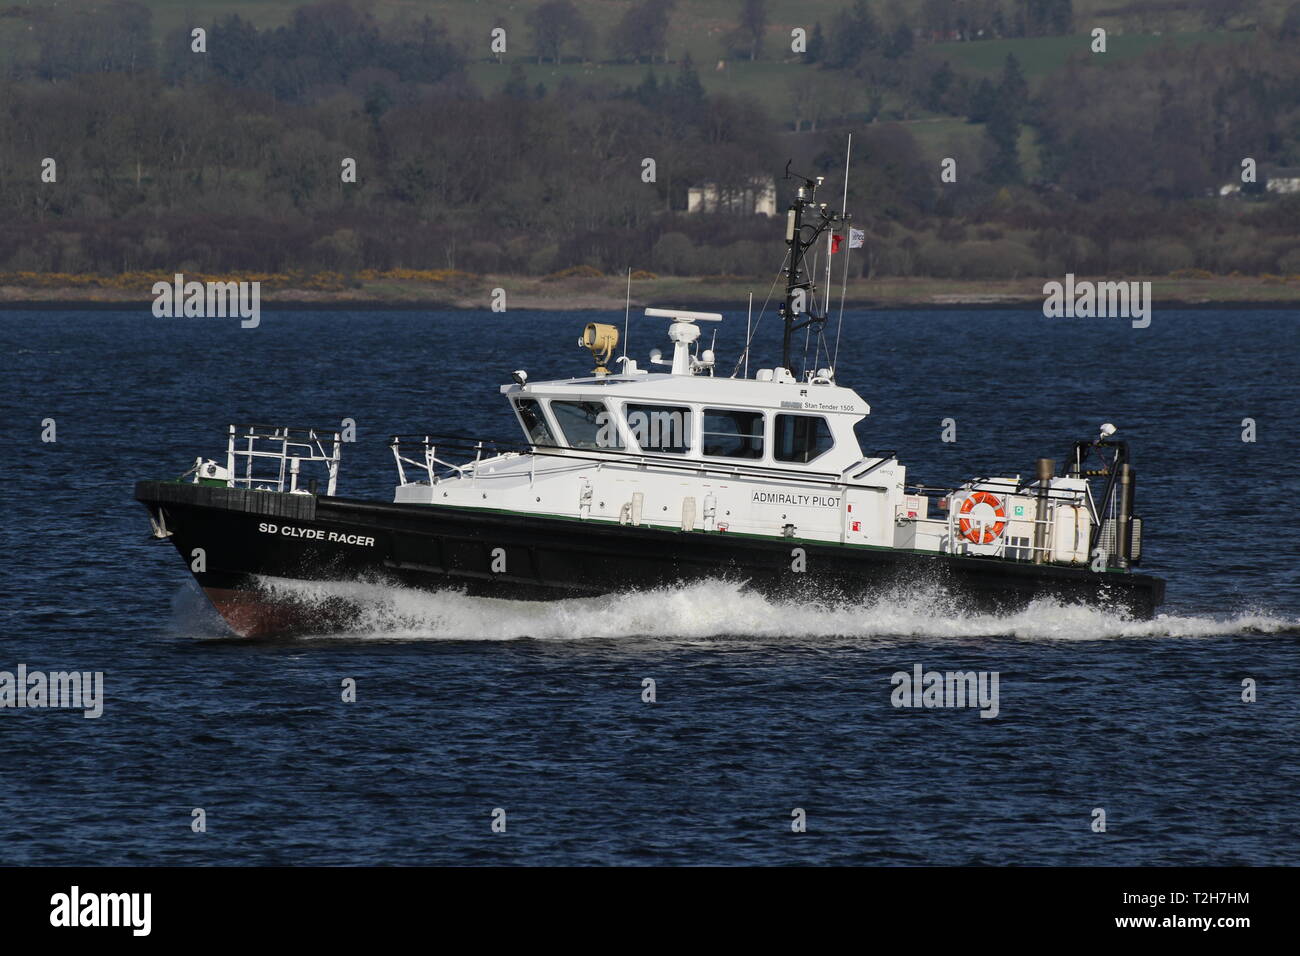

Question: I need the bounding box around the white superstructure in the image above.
[387,309,1094,564]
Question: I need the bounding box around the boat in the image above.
[135,168,1165,636]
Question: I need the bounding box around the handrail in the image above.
[386,432,1097,564]
[907,478,1085,506]
[227,423,346,437]
[849,451,898,481]
[224,423,342,495]
[387,431,895,490]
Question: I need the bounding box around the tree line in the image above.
[0,0,1297,283]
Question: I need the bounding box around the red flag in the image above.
[830,234,843,253]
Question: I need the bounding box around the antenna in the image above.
[744,291,752,378]
[729,251,787,379]
[831,134,853,378]
[823,217,835,319]
[839,135,852,240]
[622,266,632,362]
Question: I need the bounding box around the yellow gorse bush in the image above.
[542,265,604,281]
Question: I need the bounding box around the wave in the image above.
[165,575,1300,644]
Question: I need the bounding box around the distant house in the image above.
[686,178,777,217]
[1265,168,1300,194]
[1219,166,1300,197]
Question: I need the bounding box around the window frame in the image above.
[773,413,835,465]
[512,397,558,449]
[547,398,623,451]
[700,406,766,461]
[623,402,693,456]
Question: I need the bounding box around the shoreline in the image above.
[5,299,1298,313]
[1,274,1297,312]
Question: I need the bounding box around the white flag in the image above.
[848,227,865,249]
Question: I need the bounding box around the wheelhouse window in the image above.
[514,398,556,447]
[549,400,622,450]
[625,403,691,455]
[774,414,834,464]
[702,408,764,459]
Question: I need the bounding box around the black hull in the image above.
[135,480,1166,637]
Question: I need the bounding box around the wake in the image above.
[171,576,1299,643]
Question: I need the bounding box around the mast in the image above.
[779,163,841,373]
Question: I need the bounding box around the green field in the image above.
[6,0,868,59]
[933,30,1248,83]
[94,0,1298,46]
[0,0,1277,175]
[1,0,1269,183]
[0,0,1278,111]
[466,57,812,101]
[4,1,1285,75]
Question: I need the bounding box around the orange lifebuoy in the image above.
[958,491,1006,545]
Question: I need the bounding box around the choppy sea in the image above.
[2,307,1296,864]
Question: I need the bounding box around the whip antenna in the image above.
[622,266,632,364]
[744,291,752,378]
[832,134,853,376]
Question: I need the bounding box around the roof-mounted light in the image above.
[578,323,619,376]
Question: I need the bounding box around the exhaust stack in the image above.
[1033,458,1054,564]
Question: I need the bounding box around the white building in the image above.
[687,177,777,216]
[1219,166,1300,197]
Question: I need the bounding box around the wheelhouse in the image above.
[502,374,870,475]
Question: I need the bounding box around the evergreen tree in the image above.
[884,22,914,59]
[674,52,706,107]
[826,0,879,69]
[926,61,955,112]
[1281,1,1300,39]
[1050,0,1074,35]
[503,63,530,99]
[635,68,661,108]
[997,53,1029,124]
[985,100,1022,184]
[968,77,997,123]
[808,22,826,63]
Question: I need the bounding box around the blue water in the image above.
[1,307,1297,865]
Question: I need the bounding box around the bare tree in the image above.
[611,0,675,64]
[526,0,594,64]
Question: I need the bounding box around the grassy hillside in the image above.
[933,30,1247,82]
[104,0,1299,43]
[1,0,1294,287]
[0,0,1275,114]
[9,1,1286,72]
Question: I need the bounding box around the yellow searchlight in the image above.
[579,322,619,375]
